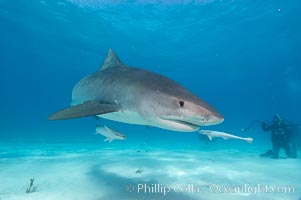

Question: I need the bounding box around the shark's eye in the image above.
[179,101,184,107]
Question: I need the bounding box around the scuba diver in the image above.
[260,114,297,159]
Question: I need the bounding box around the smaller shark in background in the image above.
[95,125,126,142]
[199,130,253,144]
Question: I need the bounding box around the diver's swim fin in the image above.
[260,149,273,157]
[48,101,118,120]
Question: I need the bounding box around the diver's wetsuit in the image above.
[262,122,297,159]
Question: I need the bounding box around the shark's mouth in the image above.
[168,119,200,128]
[157,117,200,132]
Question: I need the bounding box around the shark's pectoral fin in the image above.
[208,135,213,140]
[48,101,118,120]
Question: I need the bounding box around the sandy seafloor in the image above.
[0,140,300,200]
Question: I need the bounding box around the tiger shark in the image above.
[49,49,224,132]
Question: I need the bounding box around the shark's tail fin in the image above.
[245,137,253,144]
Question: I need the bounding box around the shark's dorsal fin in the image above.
[100,48,123,71]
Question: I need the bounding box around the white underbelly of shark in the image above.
[99,110,150,125]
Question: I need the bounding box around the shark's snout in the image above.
[186,102,224,126]
[184,113,223,127]
[206,112,224,125]
[157,98,224,132]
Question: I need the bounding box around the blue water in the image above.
[0,1,301,200]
